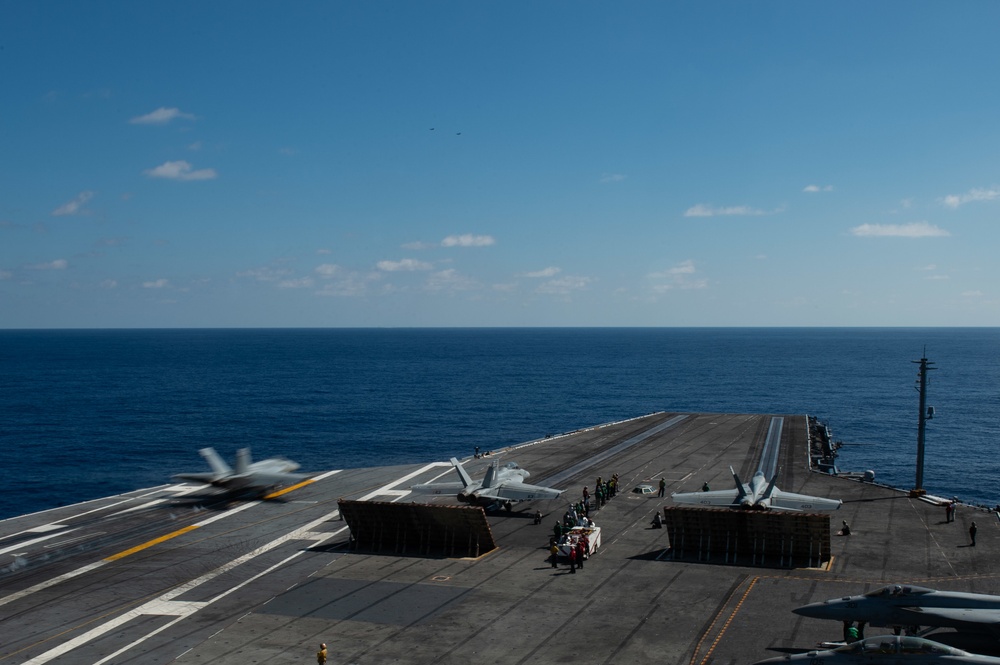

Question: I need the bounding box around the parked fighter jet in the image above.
[794,585,1000,635]
[671,466,842,511]
[173,447,306,495]
[754,635,1000,665]
[410,457,564,511]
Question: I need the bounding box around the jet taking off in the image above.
[754,636,1000,665]
[411,457,564,511]
[794,585,1000,635]
[672,466,842,512]
[173,447,306,495]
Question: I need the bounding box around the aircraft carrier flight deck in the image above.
[2,412,998,665]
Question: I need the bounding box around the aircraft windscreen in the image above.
[864,584,933,598]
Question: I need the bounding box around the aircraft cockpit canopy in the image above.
[503,462,521,470]
[833,637,966,657]
[863,584,935,598]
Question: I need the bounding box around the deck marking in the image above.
[264,478,316,499]
[20,512,346,664]
[691,576,759,665]
[0,528,78,556]
[103,525,201,561]
[359,463,451,501]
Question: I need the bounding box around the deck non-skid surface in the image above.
[1,412,997,665]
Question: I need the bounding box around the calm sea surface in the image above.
[1,328,998,521]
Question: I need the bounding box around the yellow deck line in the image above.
[263,478,316,499]
[104,525,200,561]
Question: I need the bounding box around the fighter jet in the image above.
[173,447,307,495]
[754,635,1000,665]
[794,585,1000,635]
[410,457,564,511]
[671,466,842,512]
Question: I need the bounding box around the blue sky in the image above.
[3,2,1000,327]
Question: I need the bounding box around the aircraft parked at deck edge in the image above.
[794,585,1000,635]
[173,447,307,495]
[410,457,564,511]
[671,465,842,512]
[753,635,1000,665]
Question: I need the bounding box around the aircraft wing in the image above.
[172,472,218,484]
[769,489,842,512]
[900,607,1000,628]
[671,489,741,507]
[410,481,466,495]
[486,483,563,502]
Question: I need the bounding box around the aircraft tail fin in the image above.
[199,448,232,477]
[450,458,473,488]
[762,472,780,501]
[235,448,252,475]
[482,461,499,488]
[730,466,748,501]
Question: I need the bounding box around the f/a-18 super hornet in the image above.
[410,457,564,511]
[794,585,1000,636]
[173,447,307,496]
[671,465,842,512]
[754,635,1000,665]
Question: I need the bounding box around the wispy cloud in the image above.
[28,259,68,270]
[441,234,495,247]
[52,191,94,216]
[850,222,950,237]
[236,266,293,282]
[315,263,340,277]
[600,173,626,183]
[144,160,217,181]
[377,258,433,272]
[648,259,707,292]
[683,204,778,217]
[129,107,195,125]
[803,184,834,193]
[536,275,592,295]
[143,278,169,288]
[940,186,999,209]
[521,267,561,278]
[426,268,479,292]
[278,277,315,289]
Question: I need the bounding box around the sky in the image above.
[3,2,1000,328]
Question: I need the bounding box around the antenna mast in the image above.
[913,349,936,491]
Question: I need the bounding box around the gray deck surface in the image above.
[1,412,997,665]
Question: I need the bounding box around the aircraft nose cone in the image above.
[792,601,832,619]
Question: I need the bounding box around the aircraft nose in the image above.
[752,656,792,665]
[792,601,834,619]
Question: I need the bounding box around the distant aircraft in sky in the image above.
[411,457,563,511]
[173,447,306,495]
[754,635,1000,665]
[671,466,842,512]
[794,584,1000,635]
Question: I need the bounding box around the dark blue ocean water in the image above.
[1,328,998,521]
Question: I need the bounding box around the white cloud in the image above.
[683,204,775,217]
[940,187,999,209]
[963,290,984,297]
[402,241,436,250]
[536,275,592,295]
[100,279,117,289]
[426,268,478,292]
[237,266,292,282]
[377,258,433,272]
[278,277,315,289]
[129,107,195,125]
[144,160,217,181]
[600,173,627,183]
[803,184,834,193]
[919,264,937,271]
[441,234,495,247]
[317,248,332,255]
[648,260,707,292]
[925,274,950,280]
[850,222,950,237]
[29,259,68,270]
[0,270,13,280]
[143,278,169,288]
[315,263,341,277]
[52,191,94,216]
[521,267,561,278]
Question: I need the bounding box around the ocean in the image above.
[1,328,997,521]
